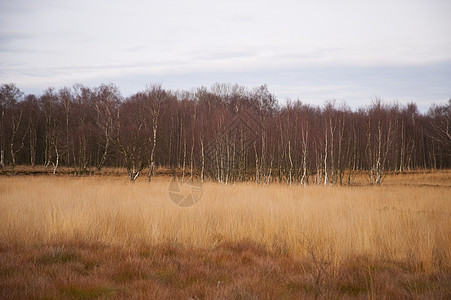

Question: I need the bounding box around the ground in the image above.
[0,169,450,299]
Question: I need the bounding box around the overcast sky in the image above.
[1,0,450,111]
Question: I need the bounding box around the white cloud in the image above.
[1,0,450,110]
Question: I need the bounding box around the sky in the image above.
[1,0,450,112]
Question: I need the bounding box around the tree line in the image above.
[1,82,450,184]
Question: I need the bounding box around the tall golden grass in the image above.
[1,172,450,271]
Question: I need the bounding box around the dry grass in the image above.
[0,171,450,298]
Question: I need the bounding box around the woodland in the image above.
[0,82,450,183]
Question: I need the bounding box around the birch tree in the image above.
[72,84,93,174]
[366,101,395,185]
[115,95,148,181]
[141,85,169,182]
[0,84,23,170]
[93,84,121,170]
[23,95,39,167]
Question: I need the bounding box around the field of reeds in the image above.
[0,170,450,299]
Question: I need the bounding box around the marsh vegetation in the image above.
[1,171,450,298]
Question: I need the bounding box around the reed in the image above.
[1,173,450,298]
[1,175,449,270]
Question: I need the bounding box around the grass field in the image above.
[0,170,450,299]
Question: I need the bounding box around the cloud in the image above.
[0,30,32,51]
[1,0,450,112]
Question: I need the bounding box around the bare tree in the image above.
[366,101,395,185]
[8,103,29,174]
[58,87,73,166]
[428,100,451,145]
[39,88,61,170]
[72,84,94,174]
[115,96,148,181]
[2,82,451,180]
[93,84,121,171]
[300,120,309,186]
[22,95,39,167]
[323,119,329,186]
[0,84,23,170]
[336,109,347,185]
[141,85,169,182]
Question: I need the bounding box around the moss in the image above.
[36,250,79,265]
[285,281,313,294]
[60,286,115,299]
[338,282,368,296]
[138,250,153,259]
[0,267,21,279]
[156,267,177,284]
[112,269,140,283]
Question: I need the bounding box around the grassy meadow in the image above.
[0,170,450,299]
